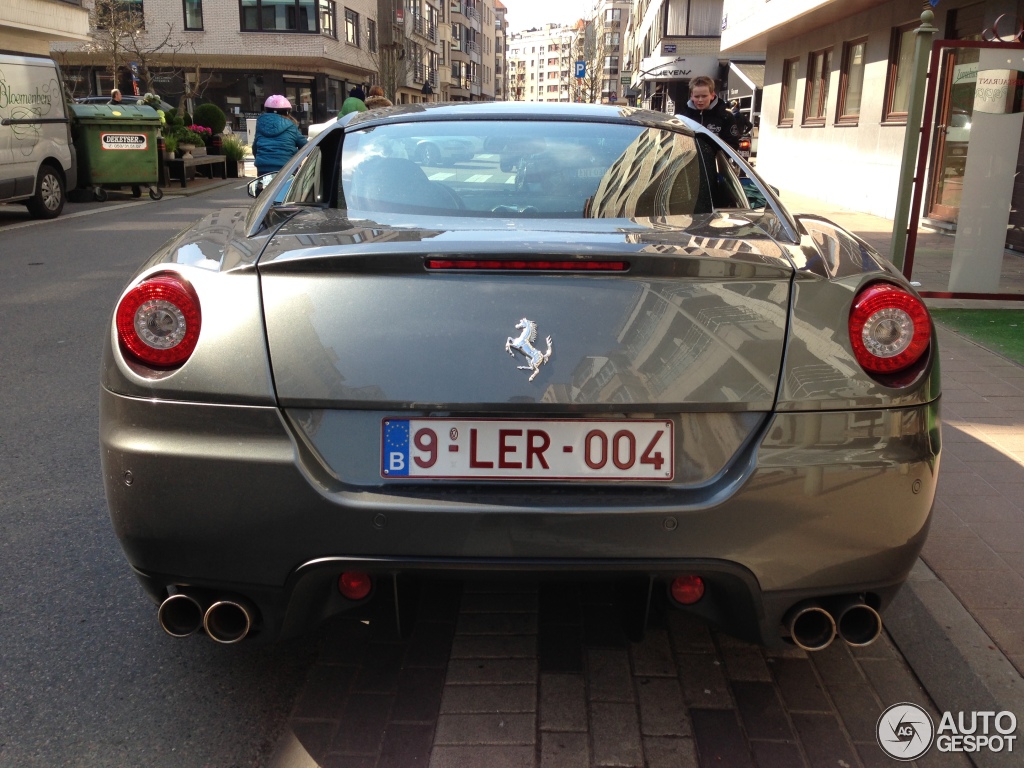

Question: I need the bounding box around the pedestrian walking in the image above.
[340,86,367,117]
[678,76,741,150]
[252,94,308,176]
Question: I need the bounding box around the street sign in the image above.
[575,61,586,79]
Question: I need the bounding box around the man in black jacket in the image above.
[678,76,741,150]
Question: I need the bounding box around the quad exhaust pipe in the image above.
[785,597,883,651]
[158,592,255,643]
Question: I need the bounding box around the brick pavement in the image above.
[276,578,977,768]
[270,194,1024,768]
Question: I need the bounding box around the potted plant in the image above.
[175,128,207,158]
[162,133,178,159]
[220,133,247,178]
[185,125,212,156]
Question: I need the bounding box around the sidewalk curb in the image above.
[886,559,1024,767]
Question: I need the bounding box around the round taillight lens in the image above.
[338,572,372,601]
[116,273,201,367]
[848,283,930,374]
[670,575,705,605]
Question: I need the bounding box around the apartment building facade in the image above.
[493,0,506,100]
[53,0,496,133]
[626,0,762,113]
[721,0,1021,219]
[2,0,89,56]
[449,0,497,100]
[506,23,577,102]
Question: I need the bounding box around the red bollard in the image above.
[157,135,168,187]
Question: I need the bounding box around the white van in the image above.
[0,54,77,218]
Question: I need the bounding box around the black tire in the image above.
[416,143,440,166]
[26,164,65,219]
[149,187,163,201]
[94,187,108,202]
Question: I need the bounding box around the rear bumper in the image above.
[101,388,940,644]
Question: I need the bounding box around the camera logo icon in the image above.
[877,702,935,760]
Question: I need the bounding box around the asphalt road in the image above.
[0,185,319,768]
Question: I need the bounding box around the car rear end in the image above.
[100,107,940,648]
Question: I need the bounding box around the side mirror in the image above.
[247,173,276,198]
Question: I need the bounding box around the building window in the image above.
[319,0,335,37]
[802,47,832,125]
[240,0,316,32]
[97,0,146,30]
[779,56,799,127]
[344,7,359,45]
[884,22,917,123]
[368,17,377,52]
[665,0,723,37]
[837,37,867,124]
[183,0,203,30]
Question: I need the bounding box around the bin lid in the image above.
[69,103,161,124]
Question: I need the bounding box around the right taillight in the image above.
[848,283,930,374]
[115,272,201,368]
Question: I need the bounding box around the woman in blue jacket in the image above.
[252,95,307,176]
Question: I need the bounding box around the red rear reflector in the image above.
[426,259,628,271]
[338,572,372,600]
[848,283,930,374]
[739,139,751,150]
[670,575,705,605]
[115,272,201,368]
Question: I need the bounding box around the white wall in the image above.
[753,0,938,217]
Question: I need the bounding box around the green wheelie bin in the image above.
[69,103,164,201]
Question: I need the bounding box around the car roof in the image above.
[344,101,691,132]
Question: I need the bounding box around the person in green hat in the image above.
[339,86,367,118]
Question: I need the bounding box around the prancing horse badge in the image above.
[505,318,553,382]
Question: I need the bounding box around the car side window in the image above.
[694,136,753,210]
[282,147,323,205]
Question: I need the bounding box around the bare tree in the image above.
[87,0,182,94]
[365,16,412,103]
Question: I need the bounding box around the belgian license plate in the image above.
[381,418,674,481]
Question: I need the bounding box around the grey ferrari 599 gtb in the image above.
[100,103,940,650]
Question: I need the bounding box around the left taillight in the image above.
[848,282,930,375]
[115,272,201,368]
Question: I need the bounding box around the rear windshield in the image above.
[338,120,752,219]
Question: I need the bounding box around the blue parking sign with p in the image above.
[575,61,586,78]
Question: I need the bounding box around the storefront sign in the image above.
[973,69,1024,114]
[637,55,719,82]
[101,133,148,150]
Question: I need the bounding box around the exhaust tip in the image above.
[837,603,883,647]
[158,593,204,638]
[204,599,253,644]
[786,603,836,652]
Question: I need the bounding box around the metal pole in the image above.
[890,8,938,268]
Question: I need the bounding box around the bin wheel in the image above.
[132,185,142,198]
[94,187,108,202]
[149,187,163,201]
